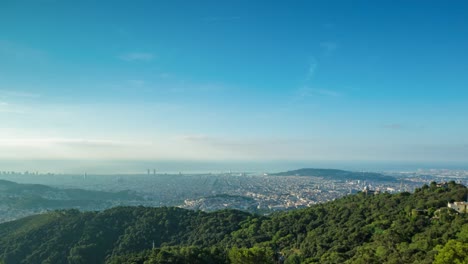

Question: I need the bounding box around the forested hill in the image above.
[0,179,143,223]
[0,182,467,264]
[270,168,396,181]
[0,179,141,201]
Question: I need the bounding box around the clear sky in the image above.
[0,0,467,168]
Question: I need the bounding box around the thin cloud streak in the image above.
[203,16,240,22]
[297,87,343,98]
[0,90,41,98]
[306,58,318,80]
[0,40,47,61]
[0,138,131,147]
[118,52,154,61]
[0,101,28,114]
[383,123,404,130]
[127,80,146,87]
[320,41,338,54]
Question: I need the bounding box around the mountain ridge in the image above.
[270,168,396,181]
[0,179,143,223]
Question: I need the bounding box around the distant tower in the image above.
[147,169,150,175]
[83,172,87,180]
[153,169,156,175]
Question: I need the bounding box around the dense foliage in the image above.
[0,182,466,263]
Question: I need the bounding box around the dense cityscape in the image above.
[1,168,467,223]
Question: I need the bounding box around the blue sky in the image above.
[0,0,467,166]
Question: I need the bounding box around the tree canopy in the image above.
[0,182,466,263]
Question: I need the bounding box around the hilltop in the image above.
[270,168,396,182]
[0,181,467,263]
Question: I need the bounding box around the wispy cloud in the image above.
[0,90,40,98]
[0,101,28,114]
[286,59,342,107]
[0,40,47,61]
[180,135,307,147]
[0,138,146,160]
[297,87,342,98]
[177,134,315,159]
[203,16,240,22]
[0,138,129,148]
[118,52,154,61]
[164,81,228,93]
[52,138,129,149]
[306,58,318,80]
[382,123,426,131]
[179,135,212,142]
[157,73,173,79]
[320,41,338,54]
[0,90,40,114]
[127,79,146,87]
[179,135,255,153]
[383,123,404,130]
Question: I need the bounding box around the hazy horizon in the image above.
[1,1,467,165]
[0,159,467,174]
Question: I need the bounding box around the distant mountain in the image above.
[0,179,141,200]
[270,168,396,181]
[0,182,466,264]
[0,179,143,223]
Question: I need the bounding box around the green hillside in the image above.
[0,182,467,264]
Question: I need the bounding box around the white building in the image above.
[447,201,468,213]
